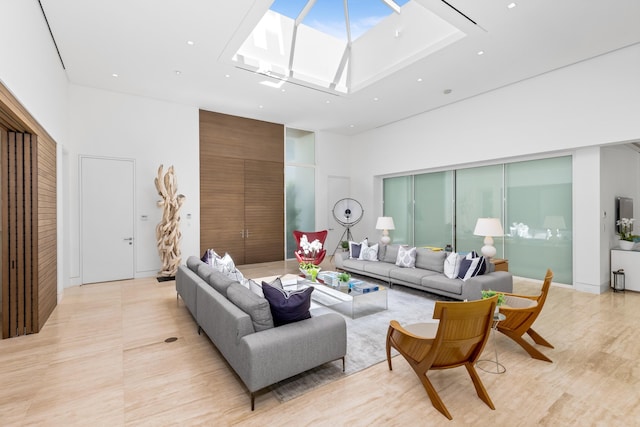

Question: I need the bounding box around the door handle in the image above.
[246,229,249,238]
[124,237,133,245]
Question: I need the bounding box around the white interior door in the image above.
[326,176,350,257]
[81,157,134,284]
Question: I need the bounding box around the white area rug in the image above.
[270,284,451,402]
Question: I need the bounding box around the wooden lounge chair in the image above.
[386,296,498,420]
[497,268,554,362]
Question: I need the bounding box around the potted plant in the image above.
[481,289,505,314]
[299,261,320,280]
[340,240,349,251]
[337,271,351,288]
[616,217,638,250]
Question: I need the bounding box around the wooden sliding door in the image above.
[2,132,37,337]
[0,81,58,339]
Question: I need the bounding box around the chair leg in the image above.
[415,370,453,420]
[527,328,554,348]
[386,329,393,371]
[501,329,552,363]
[465,363,496,410]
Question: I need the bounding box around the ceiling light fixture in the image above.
[477,50,485,55]
[258,105,264,109]
[507,3,516,9]
[373,97,379,101]
[175,70,182,76]
[111,73,118,78]
[417,78,423,82]
[225,74,230,78]
[349,124,355,128]
[187,40,195,46]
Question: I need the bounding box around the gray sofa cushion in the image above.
[363,261,396,277]
[415,248,446,273]
[342,258,368,272]
[187,256,201,272]
[391,267,438,283]
[422,275,464,295]
[197,263,214,280]
[206,269,237,295]
[227,283,274,332]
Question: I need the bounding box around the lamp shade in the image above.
[473,218,504,237]
[543,215,566,230]
[376,216,395,230]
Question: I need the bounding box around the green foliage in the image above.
[481,289,505,306]
[337,272,351,282]
[299,261,319,271]
[340,240,349,249]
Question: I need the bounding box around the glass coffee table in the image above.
[294,277,388,319]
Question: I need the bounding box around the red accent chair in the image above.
[293,230,328,265]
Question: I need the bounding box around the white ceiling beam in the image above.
[381,0,401,14]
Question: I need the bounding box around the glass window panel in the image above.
[505,156,572,284]
[414,171,453,248]
[455,165,504,256]
[383,176,413,245]
[286,128,315,164]
[285,165,315,258]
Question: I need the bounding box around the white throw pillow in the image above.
[395,246,417,268]
[444,252,462,279]
[360,243,379,261]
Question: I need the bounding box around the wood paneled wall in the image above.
[199,110,284,264]
[0,81,57,338]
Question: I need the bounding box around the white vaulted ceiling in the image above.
[39,0,640,135]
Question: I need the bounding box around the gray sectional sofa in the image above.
[334,245,513,301]
[176,256,347,409]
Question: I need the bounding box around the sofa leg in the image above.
[197,325,201,335]
[342,357,345,372]
[251,392,255,411]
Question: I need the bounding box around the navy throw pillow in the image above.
[262,282,314,326]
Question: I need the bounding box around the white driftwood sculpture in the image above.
[155,165,185,278]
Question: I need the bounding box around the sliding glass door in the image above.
[505,157,572,283]
[455,165,503,256]
[381,155,573,284]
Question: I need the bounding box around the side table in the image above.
[476,312,506,374]
[491,258,509,272]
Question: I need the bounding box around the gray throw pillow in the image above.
[383,244,400,264]
[226,283,274,332]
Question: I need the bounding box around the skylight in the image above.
[233,0,466,94]
[270,0,411,41]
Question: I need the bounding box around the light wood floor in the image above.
[1,259,639,426]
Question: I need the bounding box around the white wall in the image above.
[67,85,200,285]
[316,43,640,292]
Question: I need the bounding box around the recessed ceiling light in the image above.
[325,100,331,104]
[444,89,452,94]
[507,3,516,9]
[477,50,485,56]
[349,124,355,128]
[225,74,230,78]
[259,105,264,109]
[175,70,182,76]
[111,73,119,78]
[417,78,423,82]
[281,88,286,92]
[373,97,379,101]
[187,40,195,46]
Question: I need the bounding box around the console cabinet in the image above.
[611,249,640,292]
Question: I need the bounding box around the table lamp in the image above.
[376,216,395,245]
[473,218,504,258]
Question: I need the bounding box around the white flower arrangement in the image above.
[616,217,636,241]
[299,234,323,258]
